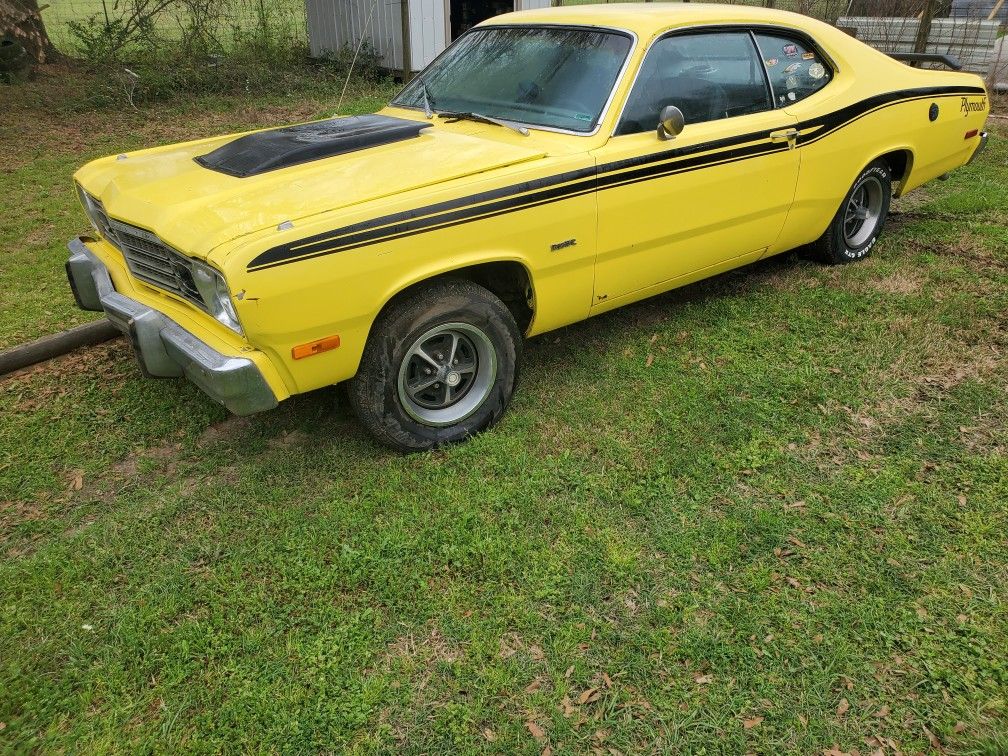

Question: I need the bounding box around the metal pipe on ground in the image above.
[0,321,120,376]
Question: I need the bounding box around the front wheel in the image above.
[811,159,892,265]
[347,279,521,452]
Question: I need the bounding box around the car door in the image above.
[590,29,801,305]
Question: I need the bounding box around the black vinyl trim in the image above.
[247,85,985,271]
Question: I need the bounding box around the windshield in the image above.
[393,25,633,134]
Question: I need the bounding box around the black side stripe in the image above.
[247,85,984,272]
[276,140,785,264]
[794,85,986,148]
[249,127,779,270]
[251,143,788,270]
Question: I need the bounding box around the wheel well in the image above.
[878,149,913,194]
[383,261,534,333]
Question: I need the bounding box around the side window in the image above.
[616,31,772,136]
[754,32,832,107]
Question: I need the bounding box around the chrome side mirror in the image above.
[657,105,685,141]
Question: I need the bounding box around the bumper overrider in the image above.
[66,237,278,415]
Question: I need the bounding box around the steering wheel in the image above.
[516,80,541,103]
[682,63,718,76]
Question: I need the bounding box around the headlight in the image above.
[191,261,243,334]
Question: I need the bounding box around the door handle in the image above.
[770,128,799,146]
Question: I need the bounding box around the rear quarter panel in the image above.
[772,22,988,252]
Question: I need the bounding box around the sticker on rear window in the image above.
[784,62,802,74]
[803,52,815,60]
[765,58,779,67]
[809,63,826,80]
[783,43,799,57]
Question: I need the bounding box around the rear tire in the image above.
[811,159,892,265]
[347,279,521,452]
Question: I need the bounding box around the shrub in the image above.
[63,0,390,105]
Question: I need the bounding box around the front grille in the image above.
[106,218,206,310]
[87,195,119,245]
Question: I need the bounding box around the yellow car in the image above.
[67,3,990,451]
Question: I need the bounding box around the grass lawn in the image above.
[2,68,1007,753]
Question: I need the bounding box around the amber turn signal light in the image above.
[292,335,340,359]
[965,129,979,140]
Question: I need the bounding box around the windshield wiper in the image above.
[436,110,529,136]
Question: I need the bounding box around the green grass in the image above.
[2,71,1008,752]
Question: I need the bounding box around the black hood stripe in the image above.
[197,115,431,178]
[247,85,984,271]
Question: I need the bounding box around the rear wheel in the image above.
[347,279,521,452]
[811,160,892,265]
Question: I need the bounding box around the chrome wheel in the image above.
[396,322,497,427]
[843,175,884,249]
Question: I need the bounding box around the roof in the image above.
[484,3,819,37]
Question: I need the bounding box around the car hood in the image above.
[74,117,547,262]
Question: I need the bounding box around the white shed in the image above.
[306,0,553,76]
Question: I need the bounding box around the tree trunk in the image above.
[0,0,58,64]
[913,0,937,65]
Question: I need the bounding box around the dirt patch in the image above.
[1,339,131,412]
[22,222,57,248]
[108,438,183,479]
[888,189,938,216]
[0,499,47,529]
[941,232,1008,272]
[197,415,252,446]
[891,227,1007,273]
[792,326,1006,472]
[864,270,925,295]
[267,429,309,449]
[383,624,462,670]
[848,339,1002,446]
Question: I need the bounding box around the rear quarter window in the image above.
[755,32,832,106]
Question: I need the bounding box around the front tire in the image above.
[347,279,521,452]
[811,159,892,265]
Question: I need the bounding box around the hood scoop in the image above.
[195,114,431,178]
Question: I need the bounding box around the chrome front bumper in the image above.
[66,237,278,416]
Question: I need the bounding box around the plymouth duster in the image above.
[67,3,990,450]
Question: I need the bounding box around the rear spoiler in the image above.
[887,51,963,71]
